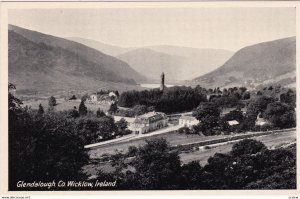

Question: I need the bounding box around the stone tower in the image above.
[160,72,165,91]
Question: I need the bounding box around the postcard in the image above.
[0,1,299,197]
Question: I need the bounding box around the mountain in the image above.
[146,45,234,80]
[8,25,147,84]
[117,46,233,81]
[192,37,296,89]
[69,37,233,81]
[68,37,131,57]
[8,26,145,96]
[117,48,184,81]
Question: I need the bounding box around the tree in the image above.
[192,102,221,134]
[8,83,22,111]
[231,139,267,157]
[75,117,102,144]
[263,102,296,128]
[96,108,105,117]
[180,161,204,189]
[108,102,118,114]
[81,94,89,102]
[48,96,57,107]
[241,96,276,131]
[132,105,148,116]
[202,153,232,189]
[222,109,244,123]
[118,86,207,114]
[280,90,296,107]
[78,100,87,116]
[37,104,44,115]
[97,116,117,139]
[245,147,296,189]
[115,118,128,135]
[178,126,190,134]
[123,138,182,189]
[147,106,155,112]
[69,106,79,118]
[69,95,77,100]
[242,92,251,100]
[9,90,89,190]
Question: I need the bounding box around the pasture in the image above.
[22,98,110,112]
[179,130,296,164]
[84,130,296,176]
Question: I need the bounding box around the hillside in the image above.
[68,37,131,57]
[146,45,233,80]
[8,25,147,83]
[8,30,142,96]
[192,37,296,88]
[117,48,184,81]
[117,46,233,81]
[70,37,233,81]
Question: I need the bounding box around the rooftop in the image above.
[228,120,239,126]
[140,111,165,118]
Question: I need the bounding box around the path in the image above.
[85,123,184,149]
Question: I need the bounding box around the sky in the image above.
[8,7,295,51]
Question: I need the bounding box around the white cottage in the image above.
[179,115,198,127]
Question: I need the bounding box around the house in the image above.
[179,115,198,127]
[109,92,117,98]
[228,120,239,126]
[89,93,98,102]
[255,113,270,126]
[87,92,117,105]
[130,112,168,134]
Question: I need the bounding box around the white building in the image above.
[255,113,270,126]
[87,93,117,105]
[89,94,98,102]
[130,112,168,134]
[228,120,239,126]
[179,115,198,127]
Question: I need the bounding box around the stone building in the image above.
[130,112,168,134]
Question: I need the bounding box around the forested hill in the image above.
[8,30,141,95]
[192,37,296,88]
[8,25,147,83]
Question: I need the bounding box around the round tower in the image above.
[160,72,165,91]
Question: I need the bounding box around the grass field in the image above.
[22,98,110,112]
[84,130,296,176]
[88,132,233,159]
[179,130,296,164]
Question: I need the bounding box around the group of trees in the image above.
[37,100,130,145]
[114,105,155,117]
[9,85,89,190]
[96,138,295,190]
[9,84,133,190]
[189,86,296,136]
[118,86,208,114]
[8,82,296,190]
[208,87,249,108]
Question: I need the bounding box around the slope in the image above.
[8,30,141,96]
[192,37,296,88]
[9,24,147,83]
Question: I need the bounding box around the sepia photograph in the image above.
[2,3,297,192]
